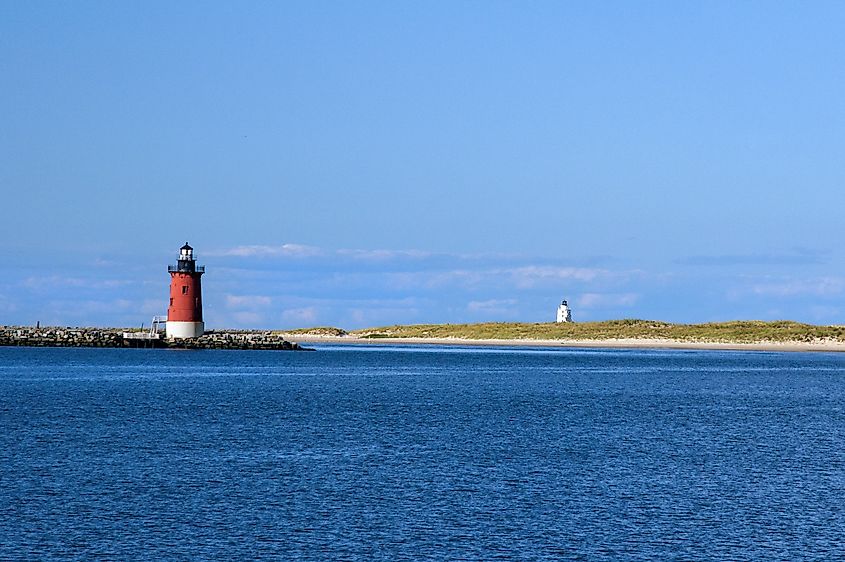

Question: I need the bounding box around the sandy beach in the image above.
[284,334,845,353]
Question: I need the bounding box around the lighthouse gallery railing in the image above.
[168,265,205,273]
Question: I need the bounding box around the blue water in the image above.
[2,345,845,560]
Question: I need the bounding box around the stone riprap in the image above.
[0,327,306,350]
[177,331,305,350]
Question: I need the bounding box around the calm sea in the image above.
[1,345,844,560]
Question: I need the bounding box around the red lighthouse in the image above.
[166,242,205,339]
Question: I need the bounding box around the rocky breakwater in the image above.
[0,326,125,347]
[173,331,307,350]
[0,326,308,351]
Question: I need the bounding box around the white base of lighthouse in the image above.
[166,321,205,339]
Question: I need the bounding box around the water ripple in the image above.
[1,346,844,559]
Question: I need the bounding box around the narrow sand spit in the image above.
[283,334,845,353]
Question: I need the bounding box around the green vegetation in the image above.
[344,320,845,344]
[278,326,349,337]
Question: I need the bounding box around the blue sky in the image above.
[2,2,845,328]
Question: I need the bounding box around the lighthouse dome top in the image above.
[179,243,194,261]
[169,242,204,273]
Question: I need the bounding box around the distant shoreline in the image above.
[284,334,845,353]
[280,319,845,353]
[4,322,845,353]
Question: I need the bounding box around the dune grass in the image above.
[336,320,845,344]
[279,326,349,337]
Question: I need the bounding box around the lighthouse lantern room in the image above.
[166,242,205,339]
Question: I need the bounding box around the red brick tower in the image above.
[166,243,205,338]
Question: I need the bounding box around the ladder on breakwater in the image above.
[149,316,167,336]
[122,316,168,347]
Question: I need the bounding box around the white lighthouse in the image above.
[556,299,572,323]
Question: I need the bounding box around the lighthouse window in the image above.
[182,286,188,295]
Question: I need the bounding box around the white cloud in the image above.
[225,294,273,309]
[1,243,646,328]
[232,311,264,326]
[140,299,165,315]
[750,277,844,297]
[344,306,421,327]
[467,299,518,316]
[507,266,605,288]
[420,270,486,289]
[387,266,610,291]
[213,242,469,263]
[21,276,132,290]
[467,298,516,311]
[211,244,323,258]
[281,307,318,326]
[39,298,139,321]
[92,258,122,267]
[576,292,639,309]
[337,248,433,261]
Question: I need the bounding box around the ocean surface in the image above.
[1,344,844,560]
